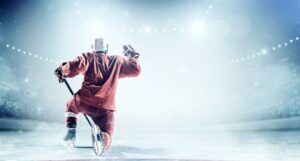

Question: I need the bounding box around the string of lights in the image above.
[2,35,299,69]
[4,43,59,65]
[199,35,300,70]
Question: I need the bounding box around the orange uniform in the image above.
[62,52,141,111]
[62,52,141,135]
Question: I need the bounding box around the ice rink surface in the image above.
[1,122,300,161]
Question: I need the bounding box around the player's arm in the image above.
[119,45,141,78]
[119,57,141,78]
[54,53,89,82]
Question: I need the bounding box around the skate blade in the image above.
[65,140,75,147]
[92,139,104,156]
[91,128,104,156]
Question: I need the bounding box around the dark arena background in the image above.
[0,0,300,160]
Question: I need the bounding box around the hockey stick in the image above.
[63,79,93,127]
[63,79,105,155]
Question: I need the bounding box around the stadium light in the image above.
[261,49,267,55]
[144,26,152,33]
[24,78,29,83]
[189,20,206,34]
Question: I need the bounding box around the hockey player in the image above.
[54,38,141,150]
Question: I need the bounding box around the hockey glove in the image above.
[54,62,67,83]
[122,44,140,59]
[54,67,64,83]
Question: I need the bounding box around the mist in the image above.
[0,0,300,130]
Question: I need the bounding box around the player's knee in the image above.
[102,132,111,149]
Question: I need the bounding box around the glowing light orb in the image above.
[144,26,152,33]
[261,49,267,54]
[189,20,206,34]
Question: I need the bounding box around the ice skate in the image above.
[63,128,76,147]
[91,125,105,156]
